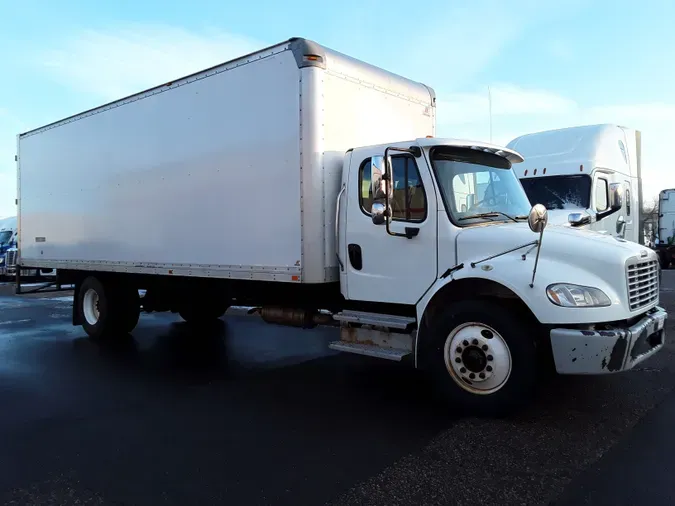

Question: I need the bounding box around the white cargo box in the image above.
[17,37,435,284]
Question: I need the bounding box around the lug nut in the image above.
[463,340,469,347]
[460,367,466,374]
[487,355,494,361]
[456,347,462,353]
[482,345,488,351]
[472,339,478,345]
[479,372,486,379]
[455,357,461,363]
[486,365,493,372]
[469,373,476,379]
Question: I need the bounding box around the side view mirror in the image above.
[528,204,548,234]
[609,183,623,211]
[371,202,386,225]
[466,194,475,209]
[568,212,591,227]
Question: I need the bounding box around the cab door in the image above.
[342,149,438,305]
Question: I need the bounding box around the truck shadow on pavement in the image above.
[68,314,630,423]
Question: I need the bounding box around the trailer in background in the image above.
[654,189,675,268]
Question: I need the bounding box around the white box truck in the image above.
[508,124,643,244]
[16,38,667,415]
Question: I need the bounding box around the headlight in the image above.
[546,283,611,307]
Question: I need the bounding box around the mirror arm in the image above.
[596,206,621,221]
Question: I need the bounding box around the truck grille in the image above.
[627,259,659,311]
[6,250,16,268]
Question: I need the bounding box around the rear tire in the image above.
[179,297,229,324]
[78,276,140,339]
[658,250,670,269]
[423,299,539,417]
[114,285,141,333]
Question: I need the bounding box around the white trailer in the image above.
[653,189,675,268]
[16,38,667,416]
[508,124,643,244]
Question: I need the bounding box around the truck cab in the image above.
[334,136,665,414]
[507,124,642,244]
[0,219,17,278]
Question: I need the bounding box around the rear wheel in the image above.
[179,297,229,324]
[78,276,140,339]
[657,250,670,269]
[424,299,539,417]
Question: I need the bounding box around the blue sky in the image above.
[1,0,674,218]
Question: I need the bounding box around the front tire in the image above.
[423,299,539,417]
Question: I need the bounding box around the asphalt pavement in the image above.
[1,276,675,505]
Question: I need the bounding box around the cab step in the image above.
[333,310,416,330]
[328,341,412,361]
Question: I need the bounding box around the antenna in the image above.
[488,85,493,143]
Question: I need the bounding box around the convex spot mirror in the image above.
[528,204,548,234]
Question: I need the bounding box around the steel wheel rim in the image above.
[83,288,100,326]
[443,321,512,395]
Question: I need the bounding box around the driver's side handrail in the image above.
[335,184,346,271]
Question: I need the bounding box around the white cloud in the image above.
[39,24,266,101]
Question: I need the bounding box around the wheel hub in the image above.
[444,322,511,395]
[461,346,487,373]
[83,288,101,326]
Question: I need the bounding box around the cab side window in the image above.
[595,178,609,212]
[359,155,427,222]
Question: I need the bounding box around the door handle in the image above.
[348,244,363,270]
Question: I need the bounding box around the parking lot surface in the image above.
[1,275,675,505]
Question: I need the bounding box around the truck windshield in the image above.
[431,147,532,225]
[0,231,12,246]
[519,175,591,210]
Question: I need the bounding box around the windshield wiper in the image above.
[459,211,525,223]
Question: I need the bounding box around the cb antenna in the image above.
[488,85,493,143]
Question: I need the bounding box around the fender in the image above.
[414,271,529,369]
[413,254,631,369]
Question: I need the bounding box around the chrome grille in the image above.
[627,259,659,311]
[6,250,16,268]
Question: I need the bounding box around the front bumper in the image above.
[549,306,667,374]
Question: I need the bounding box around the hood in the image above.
[456,222,650,288]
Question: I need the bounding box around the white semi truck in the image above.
[508,124,643,244]
[15,38,666,415]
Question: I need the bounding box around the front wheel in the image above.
[423,300,539,417]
